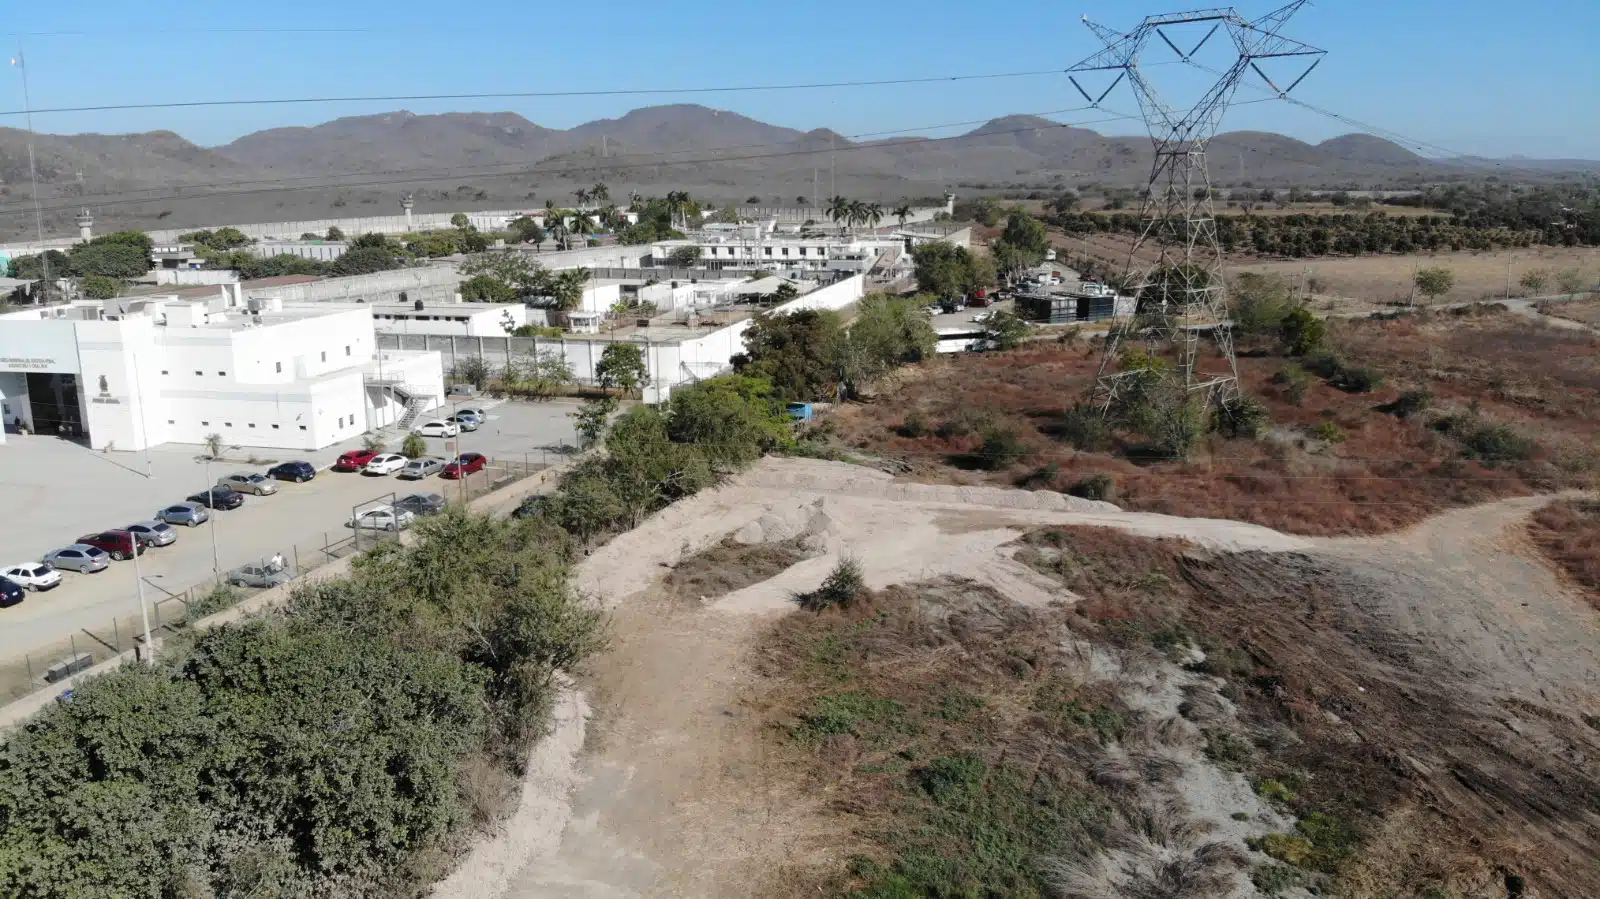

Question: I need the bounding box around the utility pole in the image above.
[132,539,154,665]
[13,50,50,286]
[1071,5,1325,413]
[1505,254,1512,301]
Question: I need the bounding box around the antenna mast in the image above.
[1068,4,1324,414]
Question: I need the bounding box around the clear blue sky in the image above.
[3,0,1596,158]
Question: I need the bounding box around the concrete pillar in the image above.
[944,193,956,216]
[401,193,415,232]
[76,209,93,242]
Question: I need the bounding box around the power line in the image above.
[0,68,1070,118]
[0,110,1152,220]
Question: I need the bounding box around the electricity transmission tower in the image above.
[1069,4,1324,413]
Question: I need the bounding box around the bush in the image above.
[80,274,122,299]
[1213,395,1270,439]
[1061,402,1112,451]
[1272,364,1311,405]
[1379,389,1432,419]
[1278,307,1326,355]
[973,426,1025,471]
[1067,473,1115,501]
[1311,421,1346,443]
[1332,365,1383,393]
[401,433,428,459]
[798,557,865,612]
[898,410,930,438]
[1434,412,1536,462]
[186,583,243,619]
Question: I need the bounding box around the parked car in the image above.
[333,449,380,472]
[266,460,317,482]
[414,420,459,438]
[227,563,292,589]
[188,486,245,510]
[218,472,278,495]
[394,493,447,517]
[399,457,444,479]
[362,453,409,476]
[43,544,110,574]
[441,452,487,479]
[349,507,416,531]
[447,414,480,432]
[456,406,488,421]
[156,502,211,527]
[0,577,22,609]
[125,520,177,547]
[77,530,146,561]
[1,563,60,592]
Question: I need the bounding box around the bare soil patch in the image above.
[826,307,1599,536]
[1528,498,1600,604]
[1538,295,1600,328]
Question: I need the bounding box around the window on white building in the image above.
[338,416,344,427]
[167,419,175,425]
[320,351,327,362]
[345,345,351,356]
[218,371,226,377]
[299,425,307,431]
[275,362,282,373]
[272,424,280,430]
[201,421,209,426]
[194,370,202,376]
[225,422,233,428]
[161,370,169,375]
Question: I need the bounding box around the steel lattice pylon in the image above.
[1068,4,1324,413]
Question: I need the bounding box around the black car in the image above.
[0,577,24,609]
[267,460,317,482]
[394,493,447,517]
[187,486,245,510]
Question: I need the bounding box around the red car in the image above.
[333,449,380,472]
[441,452,487,479]
[77,530,146,561]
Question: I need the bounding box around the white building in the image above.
[0,297,442,452]
[651,233,922,275]
[248,240,349,262]
[367,301,526,337]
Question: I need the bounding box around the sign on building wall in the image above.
[0,320,81,374]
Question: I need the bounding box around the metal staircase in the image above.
[366,377,433,433]
[394,395,429,432]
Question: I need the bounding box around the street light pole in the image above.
[203,456,220,582]
[132,539,153,665]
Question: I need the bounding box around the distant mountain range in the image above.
[0,103,1593,240]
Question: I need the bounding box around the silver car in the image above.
[227,563,292,589]
[218,472,278,495]
[394,493,447,517]
[43,544,111,574]
[125,520,178,547]
[155,502,211,527]
[398,457,444,480]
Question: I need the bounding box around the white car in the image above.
[362,453,409,476]
[2,562,62,592]
[349,507,416,531]
[414,420,459,438]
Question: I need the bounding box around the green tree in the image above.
[239,253,329,279]
[511,216,547,247]
[68,242,150,279]
[912,241,996,299]
[551,268,591,312]
[664,245,703,268]
[526,349,575,399]
[401,433,429,458]
[995,210,1050,269]
[79,274,121,299]
[461,273,518,303]
[841,293,938,395]
[330,245,402,276]
[450,212,471,229]
[1518,268,1549,295]
[8,249,70,280]
[1555,267,1586,298]
[1278,307,1326,356]
[1413,266,1455,304]
[1229,272,1295,337]
[982,310,1030,350]
[735,308,846,401]
[596,342,649,395]
[665,375,791,466]
[455,355,491,391]
[571,396,618,448]
[893,204,913,228]
[326,225,345,242]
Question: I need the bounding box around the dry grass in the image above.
[826,307,1600,536]
[660,536,813,601]
[1528,499,1600,604]
[1537,295,1600,327]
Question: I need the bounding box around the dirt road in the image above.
[442,459,1598,898]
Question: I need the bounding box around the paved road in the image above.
[0,399,580,663]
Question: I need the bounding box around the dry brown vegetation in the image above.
[826,306,1599,535]
[660,536,813,601]
[1051,229,1598,307]
[1528,499,1600,604]
[750,525,1600,897]
[1538,295,1600,327]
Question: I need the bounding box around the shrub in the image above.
[1278,306,1326,355]
[1061,402,1112,451]
[1379,389,1433,419]
[898,410,930,438]
[1302,350,1344,380]
[1434,412,1535,462]
[400,433,428,459]
[1272,364,1311,405]
[1067,473,1115,501]
[1311,421,1346,443]
[1213,395,1270,439]
[798,557,865,612]
[973,426,1025,471]
[1332,365,1383,393]
[186,583,243,619]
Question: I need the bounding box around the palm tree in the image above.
[845,199,867,234]
[569,211,596,245]
[575,188,591,209]
[591,181,610,205]
[600,203,621,230]
[628,190,643,211]
[549,221,570,251]
[894,204,913,229]
[666,190,691,230]
[827,196,851,234]
[865,202,884,231]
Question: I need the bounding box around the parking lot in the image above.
[0,399,580,665]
